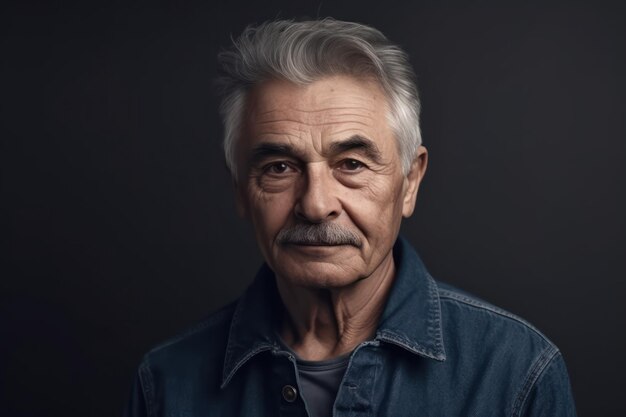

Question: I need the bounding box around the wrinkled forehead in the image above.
[240,76,395,150]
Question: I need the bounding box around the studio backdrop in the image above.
[1,1,625,416]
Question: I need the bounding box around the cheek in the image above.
[344,181,404,232]
[248,187,295,236]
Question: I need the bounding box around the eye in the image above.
[263,161,295,175]
[338,159,366,172]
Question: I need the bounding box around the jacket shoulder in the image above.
[436,280,556,349]
[434,281,568,415]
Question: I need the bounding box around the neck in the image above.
[277,253,396,361]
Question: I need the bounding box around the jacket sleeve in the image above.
[124,367,150,417]
[521,352,577,417]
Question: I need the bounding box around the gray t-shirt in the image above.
[296,354,350,417]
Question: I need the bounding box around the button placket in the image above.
[270,350,306,416]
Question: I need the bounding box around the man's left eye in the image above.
[338,159,366,171]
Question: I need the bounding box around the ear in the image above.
[402,146,428,218]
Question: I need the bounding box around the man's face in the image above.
[236,75,426,289]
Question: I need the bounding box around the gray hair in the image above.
[216,18,422,181]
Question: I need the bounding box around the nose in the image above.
[294,163,342,223]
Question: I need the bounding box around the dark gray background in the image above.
[2,1,625,416]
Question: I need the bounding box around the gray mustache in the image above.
[276,223,362,247]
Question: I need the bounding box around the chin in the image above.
[273,259,363,289]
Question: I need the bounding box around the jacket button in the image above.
[282,385,298,402]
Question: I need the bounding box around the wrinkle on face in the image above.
[254,115,373,127]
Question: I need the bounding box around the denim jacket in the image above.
[125,237,576,417]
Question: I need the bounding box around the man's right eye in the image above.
[264,161,293,175]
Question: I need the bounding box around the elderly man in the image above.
[125,19,576,417]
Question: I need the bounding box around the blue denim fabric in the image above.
[125,237,576,416]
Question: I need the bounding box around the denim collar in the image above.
[221,236,446,388]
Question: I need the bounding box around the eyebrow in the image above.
[249,142,303,165]
[328,135,384,164]
[248,134,384,165]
